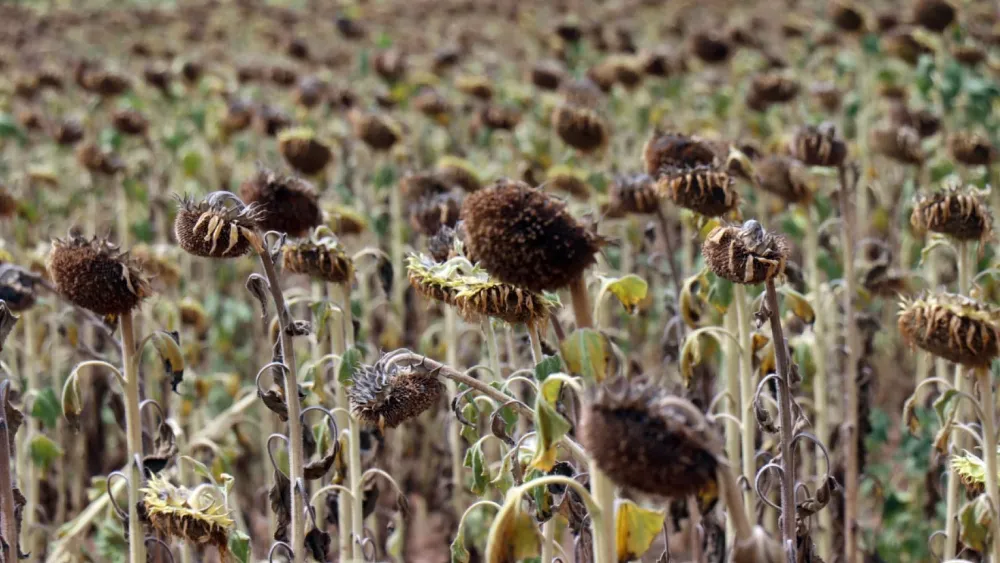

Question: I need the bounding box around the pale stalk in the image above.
[945,241,972,559]
[733,284,756,524]
[723,306,741,544]
[542,516,556,563]
[349,416,364,560]
[389,181,405,334]
[483,318,501,381]
[445,308,464,519]
[20,310,39,556]
[764,281,796,560]
[839,164,860,563]
[257,249,305,563]
[120,311,146,563]
[976,366,1000,563]
[330,283,353,561]
[117,177,130,247]
[805,206,832,559]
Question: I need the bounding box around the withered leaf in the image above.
[245,274,270,321]
[259,386,288,421]
[142,421,177,477]
[304,526,331,561]
[269,470,292,542]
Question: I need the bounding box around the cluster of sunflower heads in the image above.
[407,253,558,329]
[643,131,738,217]
[141,475,235,554]
[898,292,1000,367]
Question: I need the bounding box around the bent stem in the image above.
[975,366,1000,563]
[838,164,860,563]
[258,248,305,563]
[763,280,796,561]
[569,275,594,329]
[733,283,756,525]
[120,311,146,563]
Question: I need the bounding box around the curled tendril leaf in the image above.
[259,387,288,421]
[902,396,920,435]
[150,331,184,392]
[268,470,292,542]
[754,396,778,434]
[61,374,83,432]
[245,274,270,321]
[304,525,331,561]
[142,420,177,476]
[491,410,516,447]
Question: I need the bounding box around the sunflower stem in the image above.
[20,309,39,557]
[483,318,501,381]
[569,275,594,329]
[764,280,797,562]
[120,310,146,563]
[0,382,19,562]
[945,241,973,559]
[257,248,305,563]
[975,365,1000,563]
[722,306,741,545]
[348,414,364,560]
[330,283,353,562]
[838,163,860,563]
[733,283,756,526]
[445,307,465,519]
[389,171,406,337]
[589,462,617,563]
[654,204,683,297]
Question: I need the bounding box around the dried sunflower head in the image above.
[349,353,444,431]
[545,165,591,200]
[412,88,451,120]
[702,220,789,285]
[174,194,262,259]
[141,475,234,551]
[427,225,459,262]
[655,166,738,217]
[348,109,401,151]
[530,60,566,91]
[278,127,333,176]
[552,103,609,153]
[178,296,210,338]
[76,142,125,176]
[456,75,494,101]
[460,179,603,293]
[643,132,717,178]
[746,73,800,111]
[220,98,254,135]
[435,156,482,193]
[888,103,940,138]
[476,104,521,131]
[47,233,151,316]
[401,171,451,202]
[753,155,811,204]
[910,183,993,242]
[830,2,866,31]
[913,0,956,32]
[690,31,731,64]
[410,191,462,236]
[112,109,148,136]
[870,124,924,165]
[883,27,933,65]
[282,230,354,285]
[580,377,722,498]
[948,132,996,166]
[239,167,322,237]
[52,118,84,147]
[608,173,659,215]
[898,292,1000,367]
[789,124,847,168]
[324,204,367,236]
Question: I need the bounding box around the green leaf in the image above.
[559,328,610,384]
[959,494,993,552]
[615,500,666,562]
[62,374,83,431]
[339,346,363,384]
[529,396,571,471]
[464,444,489,495]
[706,272,734,312]
[31,387,60,429]
[484,498,541,563]
[181,150,203,177]
[460,401,480,444]
[0,113,26,142]
[934,389,959,426]
[450,527,471,563]
[228,529,251,563]
[30,434,63,469]
[600,274,648,314]
[534,356,563,383]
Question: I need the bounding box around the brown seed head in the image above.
[887,103,940,138]
[953,45,987,67]
[282,232,354,284]
[789,124,847,167]
[810,82,842,113]
[643,132,717,178]
[373,49,407,83]
[910,183,994,242]
[75,142,125,176]
[702,220,789,285]
[883,27,933,65]
[401,171,451,202]
[410,191,463,236]
[476,104,521,131]
[552,104,609,153]
[277,129,333,176]
[753,156,811,204]
[456,75,494,101]
[830,2,866,32]
[349,110,401,152]
[655,166,738,217]
[221,98,254,135]
[295,76,327,108]
[349,354,443,430]
[609,173,659,215]
[143,64,172,93]
[690,31,731,64]
[412,88,451,120]
[47,233,151,316]
[460,179,603,293]
[580,378,721,498]
[948,132,996,166]
[174,195,262,259]
[913,0,956,32]
[898,293,1000,367]
[112,109,148,137]
[427,225,458,263]
[545,166,591,200]
[324,204,367,236]
[255,104,292,137]
[530,60,566,91]
[52,118,84,146]
[747,73,800,111]
[560,78,605,108]
[870,124,924,165]
[239,168,322,237]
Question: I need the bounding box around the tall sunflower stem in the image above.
[330,283,353,561]
[945,241,973,559]
[976,366,1000,563]
[569,275,594,329]
[722,307,741,544]
[258,249,305,563]
[389,178,405,336]
[348,416,364,560]
[20,310,39,556]
[764,280,797,562]
[589,462,617,563]
[733,284,756,525]
[445,307,465,519]
[120,311,146,563]
[483,318,501,381]
[838,164,860,563]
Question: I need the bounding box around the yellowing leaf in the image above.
[149,331,185,392]
[529,397,571,471]
[601,275,648,314]
[560,328,610,384]
[615,500,665,563]
[780,287,815,324]
[485,495,541,563]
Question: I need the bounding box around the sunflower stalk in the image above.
[733,283,756,525]
[723,306,741,543]
[19,310,39,557]
[330,282,353,562]
[257,246,306,563]
[445,307,465,519]
[975,365,1000,563]
[838,163,860,563]
[120,310,146,563]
